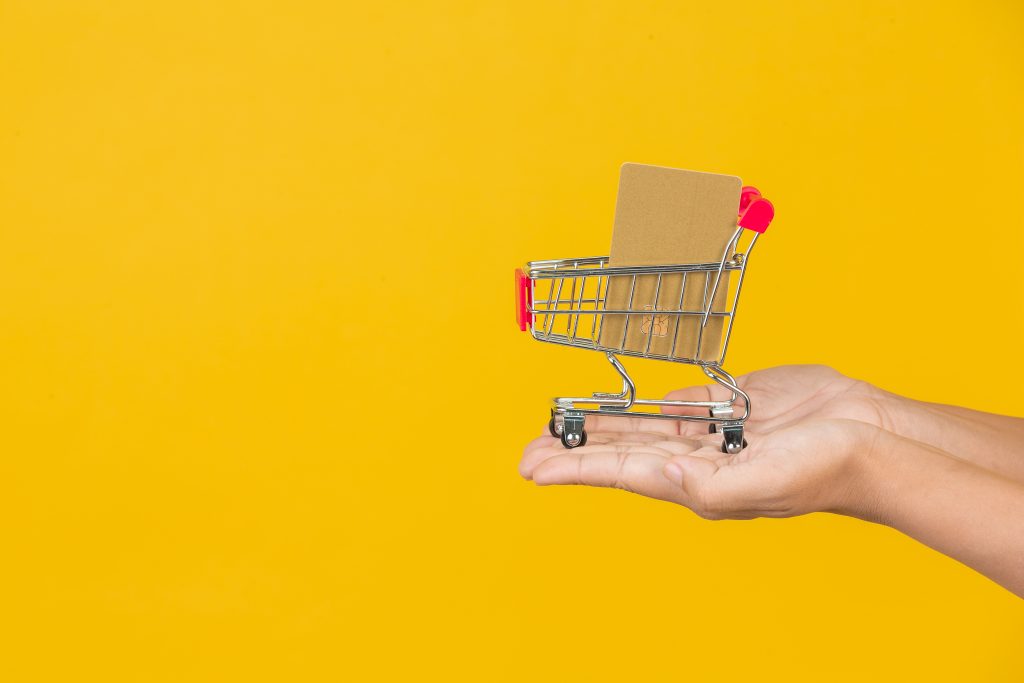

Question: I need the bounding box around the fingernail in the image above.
[663,462,684,486]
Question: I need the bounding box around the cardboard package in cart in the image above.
[514,162,775,453]
[598,164,743,361]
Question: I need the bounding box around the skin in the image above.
[519,365,1024,597]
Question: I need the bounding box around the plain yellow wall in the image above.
[1,1,1022,680]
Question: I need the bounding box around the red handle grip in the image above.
[738,185,774,234]
[515,268,532,331]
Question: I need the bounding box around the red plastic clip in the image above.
[515,268,532,331]
[738,185,774,234]
[739,186,762,213]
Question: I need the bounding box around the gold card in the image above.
[599,164,741,361]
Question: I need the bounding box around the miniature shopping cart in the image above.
[515,186,774,454]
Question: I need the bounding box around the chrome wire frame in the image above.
[525,227,758,433]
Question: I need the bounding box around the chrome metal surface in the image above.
[524,224,763,451]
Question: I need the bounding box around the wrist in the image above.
[873,386,960,451]
[834,422,895,522]
[846,425,964,527]
[871,385,926,436]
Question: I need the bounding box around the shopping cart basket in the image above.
[515,186,774,454]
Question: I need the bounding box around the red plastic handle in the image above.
[515,268,532,331]
[738,185,774,233]
[739,198,774,233]
[739,186,762,213]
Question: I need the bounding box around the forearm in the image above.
[885,392,1024,482]
[853,429,1024,597]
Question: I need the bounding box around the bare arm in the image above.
[661,365,1024,483]
[888,398,1024,482]
[856,429,1024,596]
[521,365,1024,597]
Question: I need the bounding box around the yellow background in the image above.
[2,1,1023,680]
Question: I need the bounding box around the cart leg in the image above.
[720,424,747,454]
[708,406,734,434]
[548,409,564,438]
[560,411,587,449]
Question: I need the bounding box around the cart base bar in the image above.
[546,352,751,454]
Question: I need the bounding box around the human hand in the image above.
[662,364,901,437]
[679,366,1024,484]
[520,365,1024,595]
[520,413,880,520]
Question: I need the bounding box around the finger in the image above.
[539,413,682,439]
[520,437,560,479]
[663,454,729,518]
[662,448,769,520]
[660,384,714,416]
[530,444,697,503]
[659,383,745,437]
[576,413,682,435]
[581,431,700,447]
[520,432,700,480]
[524,434,558,456]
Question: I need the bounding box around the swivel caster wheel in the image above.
[557,411,586,449]
[720,426,747,454]
[548,415,563,438]
[708,408,732,434]
[720,437,748,454]
[560,430,588,449]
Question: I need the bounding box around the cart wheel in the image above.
[720,426,747,454]
[720,437,749,454]
[548,416,564,438]
[708,423,717,434]
[560,430,587,449]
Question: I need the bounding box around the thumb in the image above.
[662,451,720,501]
[662,450,747,519]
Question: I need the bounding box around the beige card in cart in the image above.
[599,164,742,361]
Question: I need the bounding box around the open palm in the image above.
[519,366,882,519]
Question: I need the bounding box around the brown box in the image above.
[598,164,741,361]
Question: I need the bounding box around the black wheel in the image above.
[560,430,587,449]
[548,417,560,438]
[720,437,748,454]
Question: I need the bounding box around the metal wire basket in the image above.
[515,186,774,453]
